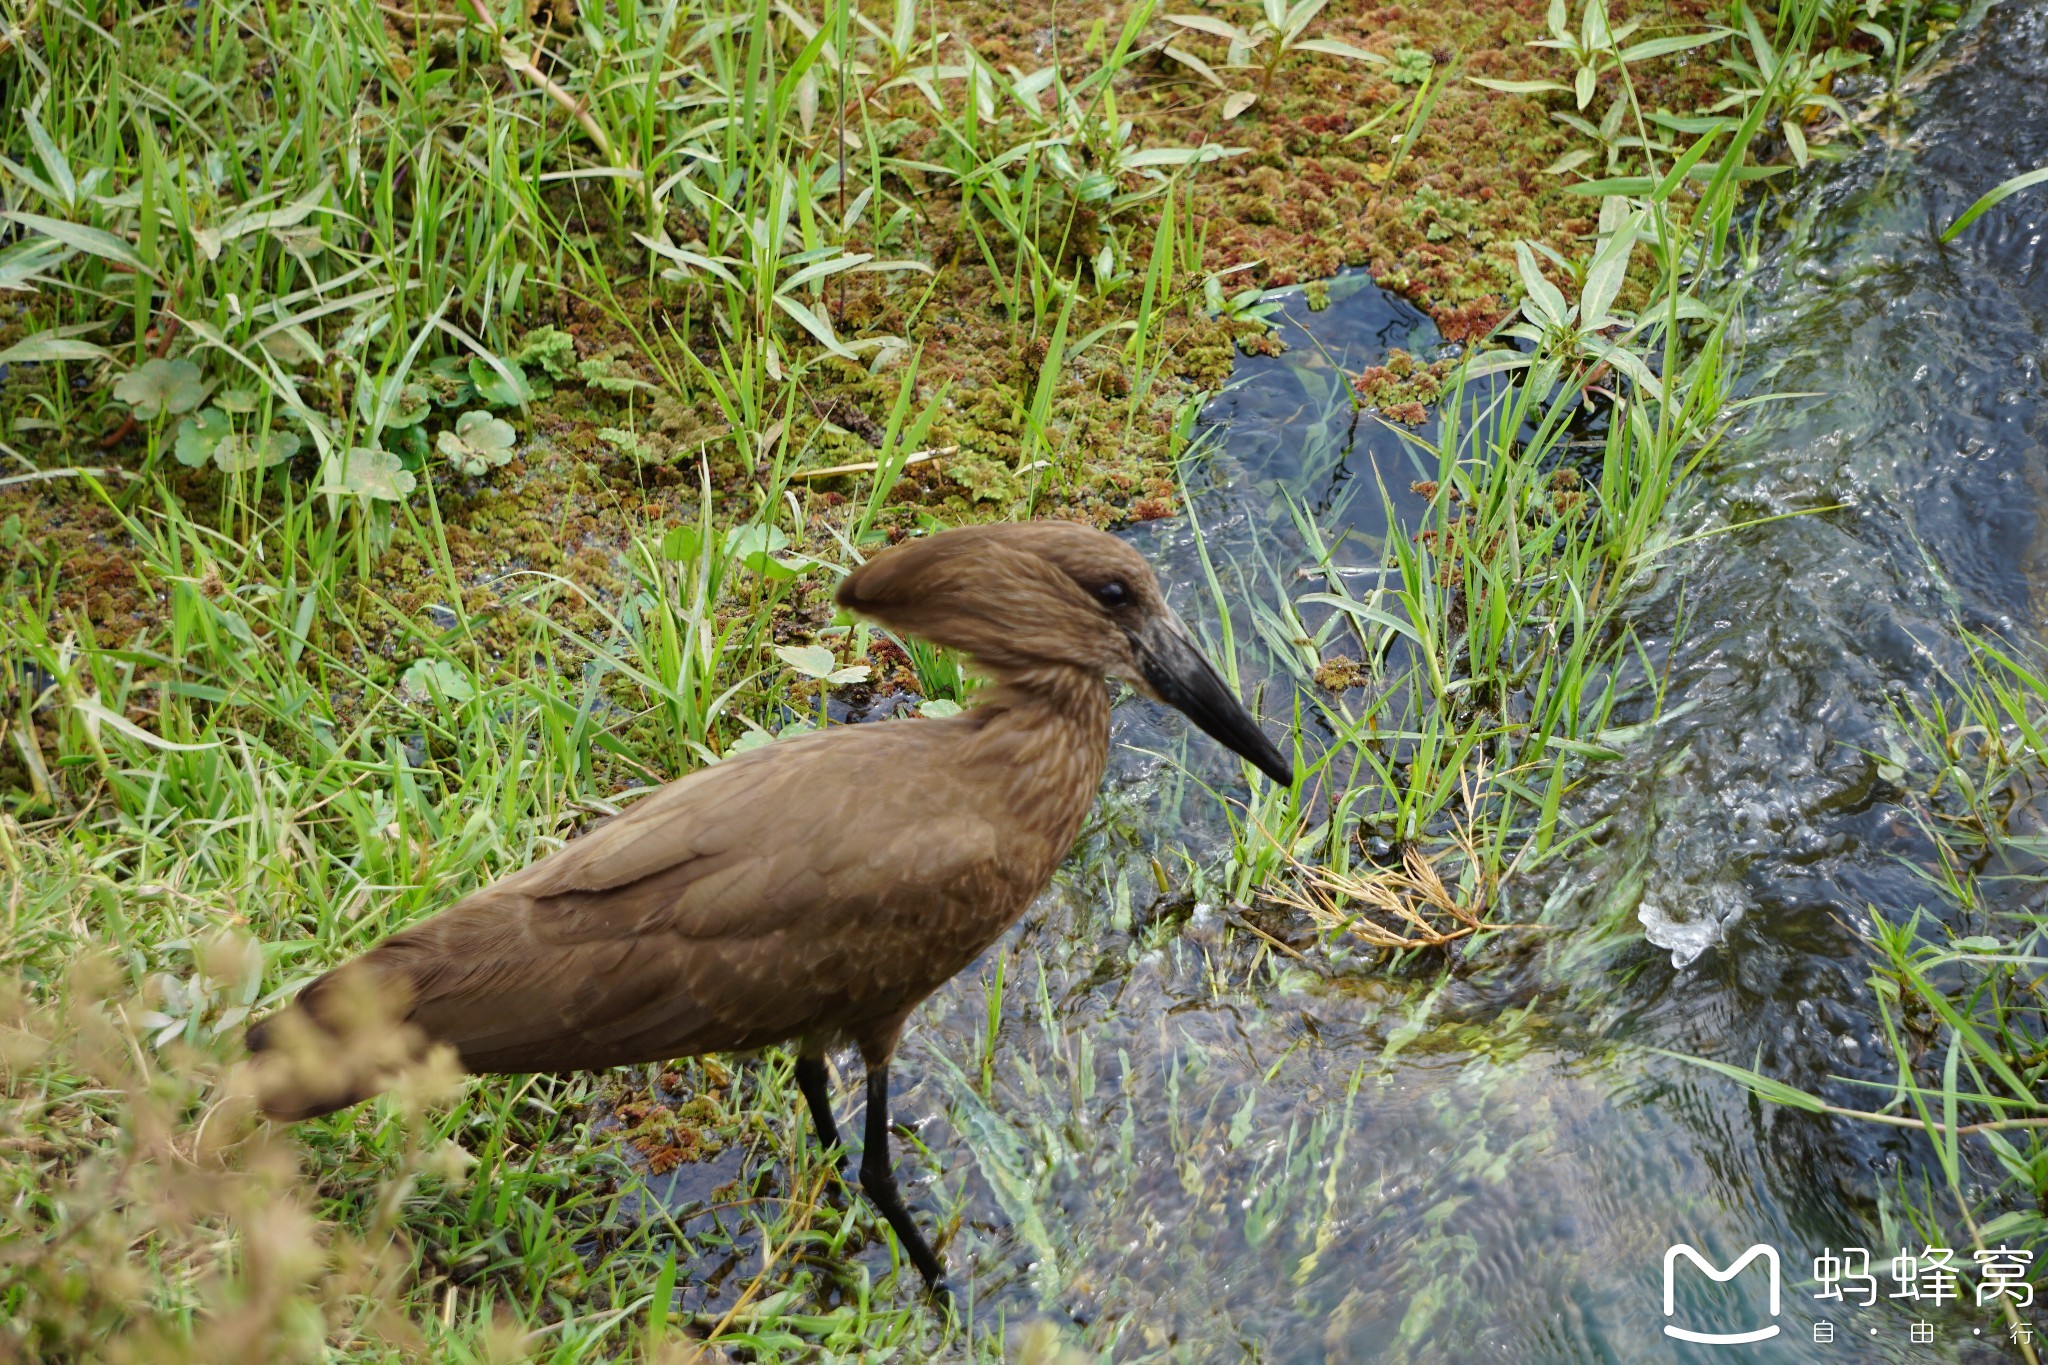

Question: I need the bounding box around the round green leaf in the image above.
[174,408,231,466]
[436,410,518,476]
[402,657,477,706]
[323,446,417,501]
[660,524,703,561]
[467,356,535,407]
[356,376,432,430]
[213,429,302,473]
[113,358,206,420]
[423,355,476,407]
[775,643,836,679]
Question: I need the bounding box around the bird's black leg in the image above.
[859,1062,950,1301]
[794,1054,844,1169]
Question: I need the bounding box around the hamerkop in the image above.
[246,520,1293,1296]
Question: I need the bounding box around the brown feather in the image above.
[250,663,1105,1116]
[246,519,1281,1137]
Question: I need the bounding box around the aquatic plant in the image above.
[1162,0,1389,118]
[1710,1,1866,167]
[1943,164,2048,242]
[1469,0,1726,113]
[1211,55,1777,941]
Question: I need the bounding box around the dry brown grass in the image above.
[0,952,500,1365]
[1270,841,1502,950]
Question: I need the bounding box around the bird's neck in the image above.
[968,665,1113,848]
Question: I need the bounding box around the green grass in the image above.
[0,0,1989,1356]
[0,0,1251,1347]
[1204,9,1785,949]
[0,474,978,1358]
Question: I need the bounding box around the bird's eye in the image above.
[1094,581,1129,609]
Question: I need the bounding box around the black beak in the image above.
[1135,615,1295,787]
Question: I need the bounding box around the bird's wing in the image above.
[334,723,1009,1072]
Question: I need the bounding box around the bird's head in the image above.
[836,521,1294,786]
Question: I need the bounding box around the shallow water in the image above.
[659,6,2048,1357]
[921,10,2048,1359]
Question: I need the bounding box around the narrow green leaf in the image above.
[1293,38,1385,63]
[4,212,147,272]
[0,332,110,365]
[1617,30,1726,63]
[780,251,872,293]
[1654,1050,1830,1114]
[1583,336,1663,399]
[1456,348,1533,379]
[1652,126,1728,200]
[1942,164,2048,243]
[1467,77,1570,94]
[1514,241,1571,329]
[1165,13,1252,44]
[1162,44,1227,87]
[1854,19,1896,57]
[74,697,221,751]
[772,294,857,358]
[1124,145,1247,168]
[1783,118,1808,169]
[1281,0,1328,39]
[1544,148,1596,176]
[20,108,75,208]
[1298,593,1426,648]
[1562,176,1656,195]
[1578,210,1639,330]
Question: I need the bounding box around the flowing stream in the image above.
[654,6,2048,1358]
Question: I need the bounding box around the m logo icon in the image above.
[1663,1244,1783,1344]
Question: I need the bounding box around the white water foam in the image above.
[1638,882,1750,969]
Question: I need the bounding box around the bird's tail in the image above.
[244,963,447,1121]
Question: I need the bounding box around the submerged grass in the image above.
[1679,628,2048,1360]
[0,0,1991,1356]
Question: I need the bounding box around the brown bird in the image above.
[246,520,1292,1296]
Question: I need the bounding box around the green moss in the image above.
[1355,348,1456,424]
[1388,48,1437,85]
[511,326,579,381]
[1,0,1745,665]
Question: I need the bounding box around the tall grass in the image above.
[0,447,991,1355]
[1207,2,1784,952]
